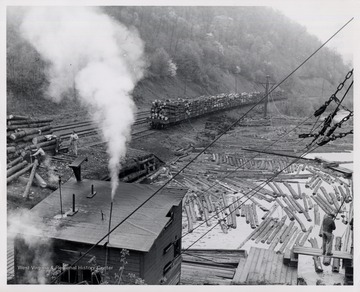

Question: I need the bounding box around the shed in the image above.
[13,178,187,285]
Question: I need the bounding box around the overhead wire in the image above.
[51,17,354,283]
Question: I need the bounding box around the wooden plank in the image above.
[273,253,284,284]
[257,249,271,283]
[250,248,266,283]
[231,257,247,283]
[236,247,257,283]
[293,246,352,259]
[246,247,261,283]
[263,250,275,283]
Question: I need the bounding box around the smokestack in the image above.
[58,176,63,217]
[107,201,113,244]
[72,194,75,213]
[68,193,78,216]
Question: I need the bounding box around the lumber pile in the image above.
[6,114,57,161]
[6,115,63,199]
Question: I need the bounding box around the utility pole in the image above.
[257,75,276,118]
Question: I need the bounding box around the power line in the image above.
[52,17,353,283]
[181,143,321,253]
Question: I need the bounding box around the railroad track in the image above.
[52,110,150,139]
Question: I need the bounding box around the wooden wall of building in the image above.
[142,202,183,285]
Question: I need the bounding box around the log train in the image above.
[149,90,286,129]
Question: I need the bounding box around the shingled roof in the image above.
[29,178,187,252]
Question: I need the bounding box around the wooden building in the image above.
[14,178,187,285]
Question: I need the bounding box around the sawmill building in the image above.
[14,178,187,285]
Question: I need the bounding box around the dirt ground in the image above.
[6,100,353,212]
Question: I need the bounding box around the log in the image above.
[277,226,298,254]
[297,183,302,198]
[9,125,52,141]
[306,194,313,210]
[320,186,333,205]
[245,204,250,224]
[329,192,341,213]
[7,114,30,120]
[314,204,320,225]
[184,205,194,233]
[204,195,212,213]
[315,194,337,214]
[284,182,300,200]
[312,179,323,194]
[333,185,341,201]
[261,203,278,220]
[332,236,341,272]
[251,203,259,226]
[229,204,237,228]
[22,159,39,199]
[25,139,57,151]
[7,156,23,169]
[255,219,276,244]
[287,193,304,213]
[240,205,246,217]
[275,198,294,220]
[280,221,295,243]
[308,238,323,272]
[261,221,279,243]
[338,186,348,202]
[272,181,285,196]
[251,217,273,241]
[298,226,313,246]
[266,215,287,244]
[301,193,309,213]
[295,231,304,246]
[7,163,34,184]
[202,200,211,227]
[7,122,51,129]
[268,182,280,196]
[7,118,52,125]
[7,146,16,154]
[305,175,317,188]
[237,217,270,249]
[208,195,215,212]
[232,197,240,216]
[283,196,297,213]
[268,224,287,251]
[188,200,197,223]
[312,196,330,215]
[344,185,352,203]
[7,161,28,177]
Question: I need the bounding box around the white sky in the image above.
[271,0,356,64]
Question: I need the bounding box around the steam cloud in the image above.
[20,7,146,199]
[8,209,53,284]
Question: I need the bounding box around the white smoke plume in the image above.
[20,7,146,199]
[8,209,53,284]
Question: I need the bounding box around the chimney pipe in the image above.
[107,201,113,244]
[68,193,78,216]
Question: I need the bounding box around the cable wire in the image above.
[51,17,353,283]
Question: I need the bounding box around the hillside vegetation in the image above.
[7,6,352,117]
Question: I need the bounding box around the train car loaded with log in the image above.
[149,90,286,128]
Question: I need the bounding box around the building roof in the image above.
[29,178,187,252]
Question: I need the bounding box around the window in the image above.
[174,237,181,258]
[164,210,174,230]
[163,243,173,255]
[163,261,172,276]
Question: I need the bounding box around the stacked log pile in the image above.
[6,114,59,192]
[150,91,286,128]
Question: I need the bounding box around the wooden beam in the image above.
[293,246,352,259]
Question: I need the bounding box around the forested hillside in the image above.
[7,6,352,116]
